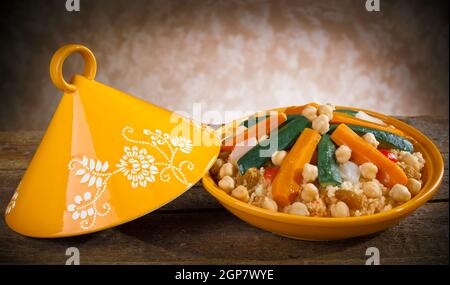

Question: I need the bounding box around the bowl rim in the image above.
[202,104,445,227]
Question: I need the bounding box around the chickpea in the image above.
[362,181,382,198]
[271,150,287,167]
[261,197,278,212]
[389,184,411,202]
[330,201,350,217]
[335,145,352,164]
[407,178,422,196]
[318,104,334,120]
[326,103,336,110]
[363,133,380,148]
[312,114,330,135]
[301,183,319,202]
[231,185,250,202]
[210,158,224,175]
[287,202,310,216]
[360,162,378,180]
[219,162,235,179]
[302,163,318,183]
[218,176,235,194]
[402,153,421,170]
[302,105,318,121]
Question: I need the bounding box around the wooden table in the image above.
[0,117,448,265]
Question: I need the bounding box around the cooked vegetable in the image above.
[240,114,270,128]
[354,111,386,125]
[328,124,413,152]
[237,116,310,173]
[303,105,319,121]
[220,144,235,153]
[271,128,321,207]
[220,123,243,152]
[271,150,287,166]
[336,109,388,125]
[263,167,279,183]
[228,137,258,164]
[229,113,287,164]
[330,124,408,188]
[284,103,320,115]
[334,109,358,116]
[339,161,361,184]
[212,103,427,219]
[379,149,399,163]
[317,134,342,186]
[331,112,404,136]
[223,113,286,154]
[286,114,304,122]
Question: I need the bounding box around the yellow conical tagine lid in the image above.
[5,44,220,238]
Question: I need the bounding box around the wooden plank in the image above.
[0,131,39,170]
[0,202,447,265]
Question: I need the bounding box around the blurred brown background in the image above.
[0,0,448,130]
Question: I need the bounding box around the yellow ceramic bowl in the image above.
[202,106,444,240]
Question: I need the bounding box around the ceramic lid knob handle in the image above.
[49,44,97,93]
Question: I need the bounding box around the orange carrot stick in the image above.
[285,103,320,115]
[331,112,404,136]
[330,124,407,188]
[271,128,321,208]
[221,113,286,152]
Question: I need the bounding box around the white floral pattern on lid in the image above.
[170,136,193,154]
[67,126,195,230]
[116,146,159,188]
[67,192,95,221]
[75,157,109,188]
[5,191,19,215]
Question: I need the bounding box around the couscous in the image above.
[210,103,425,218]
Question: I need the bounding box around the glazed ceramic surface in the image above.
[5,45,220,238]
[202,106,444,240]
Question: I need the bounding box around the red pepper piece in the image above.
[264,167,280,182]
[379,149,398,163]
